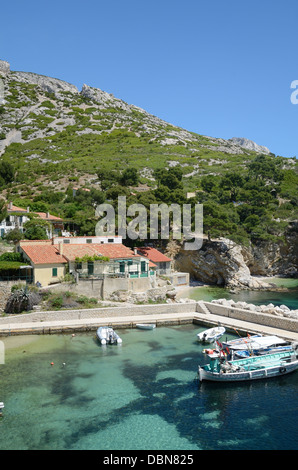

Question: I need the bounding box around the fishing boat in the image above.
[198,349,298,382]
[136,323,156,330]
[234,345,293,359]
[197,326,225,343]
[96,326,122,345]
[203,335,296,359]
[222,335,292,354]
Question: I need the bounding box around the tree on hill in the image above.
[23,218,50,240]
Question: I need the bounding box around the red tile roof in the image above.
[21,245,67,265]
[21,242,142,265]
[7,204,28,213]
[137,247,171,263]
[6,203,63,221]
[61,243,139,261]
[34,212,63,221]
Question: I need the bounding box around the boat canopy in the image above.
[225,335,287,351]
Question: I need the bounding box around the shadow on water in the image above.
[2,326,298,450]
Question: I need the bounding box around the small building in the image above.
[136,246,172,276]
[0,202,64,238]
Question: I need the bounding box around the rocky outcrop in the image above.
[11,71,78,96]
[0,60,10,75]
[242,223,298,278]
[228,137,271,154]
[173,238,272,290]
[107,284,177,304]
[211,298,298,319]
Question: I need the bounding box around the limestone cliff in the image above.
[172,233,297,289]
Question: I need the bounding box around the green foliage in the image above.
[23,218,50,240]
[0,161,15,185]
[74,254,110,262]
[1,73,297,247]
[4,229,23,243]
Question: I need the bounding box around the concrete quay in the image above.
[0,300,297,342]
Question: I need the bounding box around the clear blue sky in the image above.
[1,0,298,157]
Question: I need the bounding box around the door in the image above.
[87,261,94,276]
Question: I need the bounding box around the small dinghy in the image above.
[136,323,156,330]
[197,326,225,343]
[96,326,122,345]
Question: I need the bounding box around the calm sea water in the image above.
[0,280,297,451]
[182,277,298,310]
[0,324,298,450]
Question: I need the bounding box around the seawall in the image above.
[0,301,297,341]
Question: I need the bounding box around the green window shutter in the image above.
[52,267,58,277]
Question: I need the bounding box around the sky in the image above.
[1,0,298,158]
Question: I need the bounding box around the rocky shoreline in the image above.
[211,298,298,320]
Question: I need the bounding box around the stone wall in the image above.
[42,277,152,300]
[0,300,197,326]
[204,301,298,333]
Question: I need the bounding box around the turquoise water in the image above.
[182,277,298,310]
[0,324,298,450]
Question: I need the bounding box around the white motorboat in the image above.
[197,326,225,343]
[136,323,156,330]
[0,402,4,416]
[96,326,122,345]
[222,335,291,353]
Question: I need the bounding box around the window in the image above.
[108,239,114,243]
[86,239,92,244]
[52,268,58,277]
[63,239,70,244]
[75,262,82,270]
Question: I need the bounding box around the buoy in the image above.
[51,362,54,366]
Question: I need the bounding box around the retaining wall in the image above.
[204,302,298,333]
[0,300,297,336]
[0,301,198,326]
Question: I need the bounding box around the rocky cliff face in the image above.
[242,223,298,277]
[172,232,297,289]
[0,59,272,157]
[228,137,271,155]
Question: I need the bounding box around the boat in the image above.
[198,349,298,382]
[0,402,4,416]
[203,335,296,359]
[222,335,292,354]
[234,345,293,359]
[197,326,225,343]
[96,326,122,345]
[136,323,156,330]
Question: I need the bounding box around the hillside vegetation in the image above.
[0,62,297,246]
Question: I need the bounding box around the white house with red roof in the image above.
[137,246,172,275]
[0,202,64,238]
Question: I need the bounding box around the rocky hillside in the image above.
[0,59,286,193]
[0,59,297,284]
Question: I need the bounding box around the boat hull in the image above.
[96,327,122,345]
[198,358,298,382]
[197,327,225,343]
[136,324,156,330]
